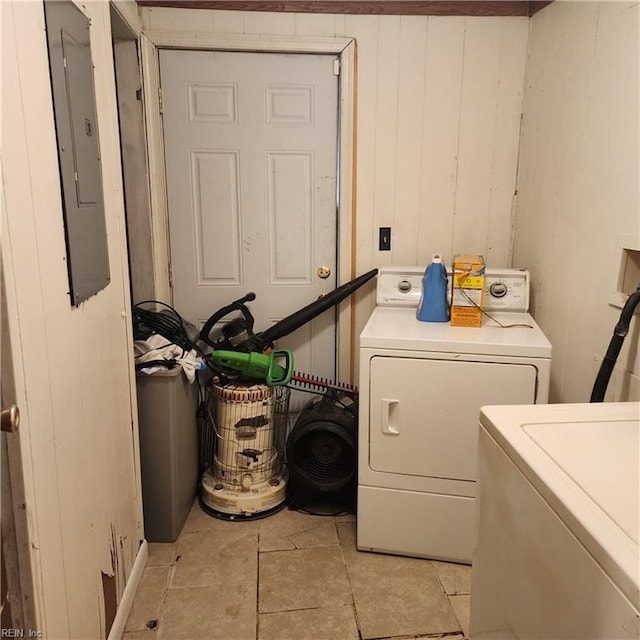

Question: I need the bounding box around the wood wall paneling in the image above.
[373,15,401,269]
[513,1,639,402]
[4,1,144,636]
[417,17,464,265]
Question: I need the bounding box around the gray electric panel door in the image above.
[44,0,110,305]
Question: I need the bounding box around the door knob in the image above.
[1,405,20,433]
[317,266,331,279]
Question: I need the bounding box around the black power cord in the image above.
[132,300,218,373]
[134,358,178,372]
[133,300,193,350]
[591,284,640,402]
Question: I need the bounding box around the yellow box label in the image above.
[453,273,484,289]
[451,306,482,327]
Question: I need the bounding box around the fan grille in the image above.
[289,426,355,489]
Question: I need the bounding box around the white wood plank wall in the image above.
[141,7,530,352]
[3,2,144,637]
[513,1,639,402]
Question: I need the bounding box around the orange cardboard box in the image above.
[451,254,485,327]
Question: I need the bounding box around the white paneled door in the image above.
[159,50,339,389]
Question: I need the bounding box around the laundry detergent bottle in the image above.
[416,254,449,322]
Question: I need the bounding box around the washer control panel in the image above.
[376,266,530,312]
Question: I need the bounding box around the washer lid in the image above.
[480,402,640,610]
[360,307,552,358]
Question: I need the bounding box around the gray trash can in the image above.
[136,367,199,542]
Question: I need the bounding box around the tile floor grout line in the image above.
[156,546,182,637]
[125,554,176,637]
[256,514,263,640]
[150,561,174,637]
[259,603,355,615]
[335,516,364,640]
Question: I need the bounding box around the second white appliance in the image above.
[470,402,639,639]
[357,267,552,563]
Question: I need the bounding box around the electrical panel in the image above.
[45,0,110,305]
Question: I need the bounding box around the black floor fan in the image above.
[286,392,358,515]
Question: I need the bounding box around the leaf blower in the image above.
[199,269,378,354]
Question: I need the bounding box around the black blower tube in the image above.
[258,268,378,348]
[590,286,640,403]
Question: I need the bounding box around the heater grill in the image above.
[200,380,290,519]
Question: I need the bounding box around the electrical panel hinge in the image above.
[158,87,164,114]
[334,59,340,76]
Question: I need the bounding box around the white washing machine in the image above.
[471,402,640,639]
[357,266,552,563]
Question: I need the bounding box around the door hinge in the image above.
[333,59,340,76]
[158,87,164,114]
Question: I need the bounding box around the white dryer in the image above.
[357,266,552,563]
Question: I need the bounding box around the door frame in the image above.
[110,4,155,305]
[140,31,356,381]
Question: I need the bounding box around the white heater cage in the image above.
[200,380,290,518]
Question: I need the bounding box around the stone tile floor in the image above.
[123,500,471,640]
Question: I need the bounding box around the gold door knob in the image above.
[1,405,20,433]
[317,266,331,279]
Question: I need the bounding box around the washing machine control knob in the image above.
[398,280,412,293]
[489,282,508,298]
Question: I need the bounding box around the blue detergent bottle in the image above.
[416,254,449,322]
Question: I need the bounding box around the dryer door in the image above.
[369,356,537,481]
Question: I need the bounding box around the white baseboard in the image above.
[108,539,148,640]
